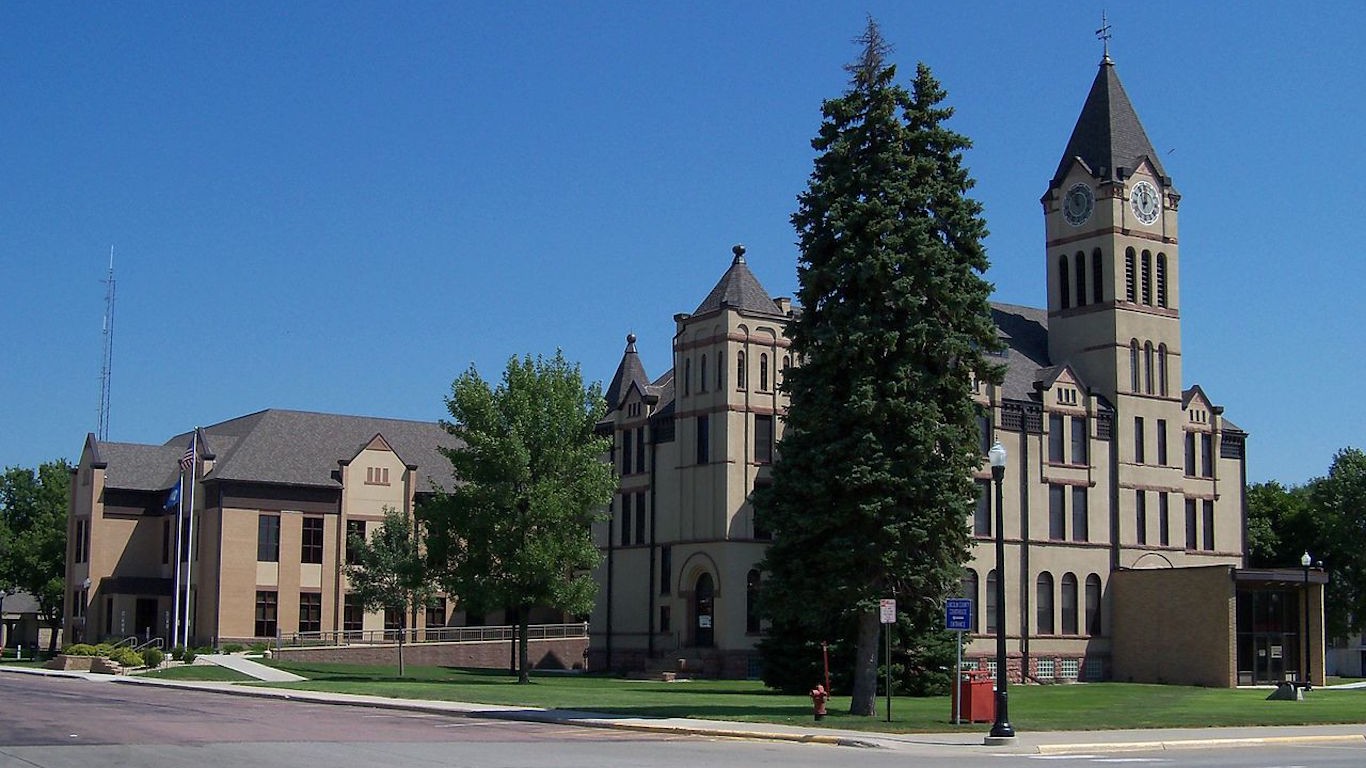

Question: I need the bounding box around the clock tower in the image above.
[1043,53,1182,412]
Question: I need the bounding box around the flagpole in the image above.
[172,475,184,648]
[183,432,198,649]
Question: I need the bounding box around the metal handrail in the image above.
[134,637,165,652]
[278,622,589,648]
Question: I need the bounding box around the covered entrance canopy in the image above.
[1235,567,1328,686]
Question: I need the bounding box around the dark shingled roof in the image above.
[1051,58,1167,188]
[164,409,459,493]
[693,247,782,317]
[98,442,186,491]
[991,302,1052,400]
[605,334,651,409]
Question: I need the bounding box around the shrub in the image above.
[63,644,99,657]
[143,647,165,668]
[171,645,185,661]
[221,643,246,654]
[93,643,116,657]
[249,642,270,654]
[194,646,213,655]
[109,647,144,667]
[181,649,197,664]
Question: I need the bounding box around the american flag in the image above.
[179,439,195,471]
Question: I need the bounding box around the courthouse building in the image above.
[588,54,1325,686]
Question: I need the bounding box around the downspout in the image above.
[1018,415,1031,681]
[647,425,658,659]
[605,441,615,671]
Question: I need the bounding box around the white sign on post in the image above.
[879,598,896,624]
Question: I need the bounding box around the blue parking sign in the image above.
[945,598,972,631]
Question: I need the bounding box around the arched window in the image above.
[1144,341,1155,395]
[1058,256,1070,310]
[1037,572,1055,634]
[759,353,769,391]
[985,570,999,634]
[1075,252,1086,307]
[736,351,746,389]
[1156,253,1168,307]
[1125,248,1136,302]
[961,569,980,633]
[1061,573,1079,635]
[1158,344,1169,397]
[1141,250,1153,305]
[1085,574,1102,635]
[699,354,707,393]
[1130,340,1141,392]
[717,350,724,390]
[684,358,691,397]
[1092,248,1103,303]
[746,569,761,633]
[781,355,791,387]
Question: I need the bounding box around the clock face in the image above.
[1063,183,1094,226]
[1130,180,1161,225]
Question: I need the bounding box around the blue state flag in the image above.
[164,478,182,511]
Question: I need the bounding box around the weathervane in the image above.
[1096,11,1112,62]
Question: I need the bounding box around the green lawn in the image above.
[254,662,1366,733]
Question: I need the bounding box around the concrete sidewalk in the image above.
[199,653,306,682]
[4,665,1363,756]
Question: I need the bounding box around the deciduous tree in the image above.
[0,460,71,652]
[755,20,1002,714]
[345,506,438,677]
[425,351,615,683]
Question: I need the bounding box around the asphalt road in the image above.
[1,673,1363,768]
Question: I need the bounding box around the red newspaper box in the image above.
[951,669,996,723]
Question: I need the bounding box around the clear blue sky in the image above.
[2,3,1361,486]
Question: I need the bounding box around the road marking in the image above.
[1023,756,1100,760]
[433,722,484,729]
[1093,760,1168,764]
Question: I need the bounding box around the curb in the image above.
[1036,733,1366,755]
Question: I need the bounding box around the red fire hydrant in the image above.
[809,683,829,721]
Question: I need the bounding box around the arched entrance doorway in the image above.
[694,573,715,647]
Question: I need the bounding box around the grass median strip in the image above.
[239,662,1365,733]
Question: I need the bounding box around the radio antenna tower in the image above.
[97,247,116,441]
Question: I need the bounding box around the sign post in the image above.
[880,598,896,723]
[945,598,973,725]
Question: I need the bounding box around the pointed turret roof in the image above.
[1051,57,1167,188]
[605,333,650,409]
[693,245,782,316]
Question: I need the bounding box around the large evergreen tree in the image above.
[424,351,616,683]
[755,20,1002,715]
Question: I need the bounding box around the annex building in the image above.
[64,409,466,647]
[588,55,1326,686]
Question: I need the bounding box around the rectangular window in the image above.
[343,594,364,636]
[1185,499,1198,550]
[659,605,671,633]
[162,519,171,565]
[74,519,90,564]
[754,415,774,464]
[365,466,390,485]
[301,517,324,564]
[973,480,991,537]
[1136,491,1147,545]
[1071,486,1088,542]
[254,590,278,638]
[1159,492,1171,546]
[1156,419,1168,465]
[635,427,645,473]
[1203,500,1215,551]
[299,592,321,634]
[620,494,632,546]
[1048,414,1065,463]
[1134,417,1146,464]
[1201,434,1214,478]
[660,545,672,595]
[634,491,646,545]
[1071,417,1088,465]
[622,430,633,475]
[257,514,280,562]
[696,415,710,464]
[105,597,113,634]
[426,597,447,629]
[346,520,366,565]
[384,607,402,640]
[978,414,992,456]
[1049,484,1065,540]
[1185,433,1196,475]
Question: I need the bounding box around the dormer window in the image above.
[365,466,390,485]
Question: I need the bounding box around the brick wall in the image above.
[273,637,587,670]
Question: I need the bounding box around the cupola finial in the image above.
[1096,11,1113,64]
[732,243,746,264]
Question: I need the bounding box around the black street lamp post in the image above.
[988,442,1014,740]
[1301,551,1313,690]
